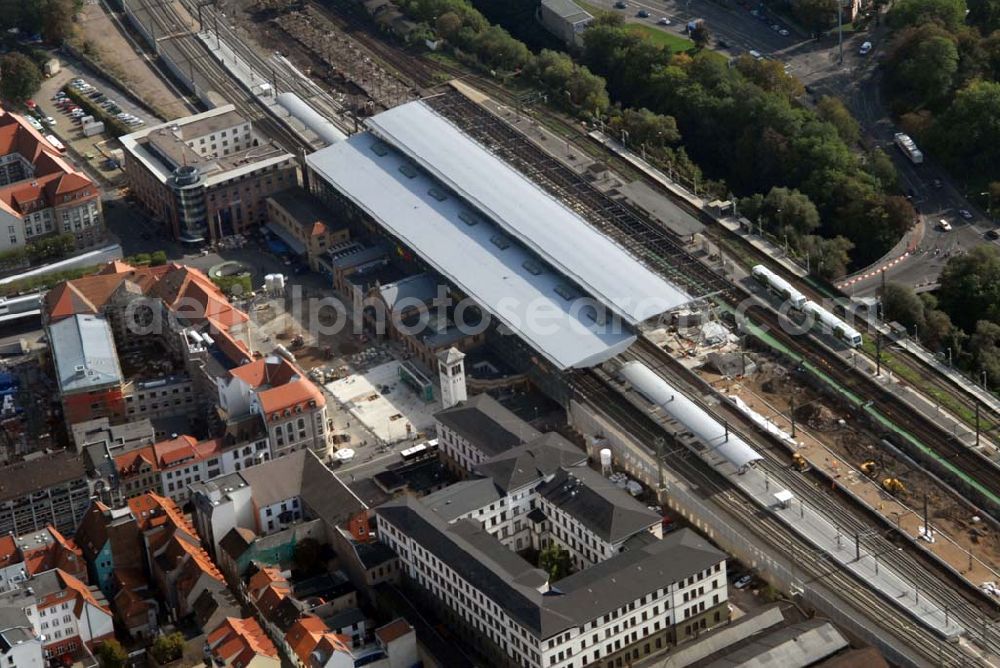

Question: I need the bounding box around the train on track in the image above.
[618,360,764,474]
[751,264,863,348]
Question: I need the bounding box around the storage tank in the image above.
[600,448,613,476]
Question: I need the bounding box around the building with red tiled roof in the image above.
[284,615,348,667]
[0,567,115,662]
[206,616,280,667]
[125,492,228,620]
[43,260,254,433]
[219,355,330,458]
[0,107,104,255]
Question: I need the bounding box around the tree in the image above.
[969,0,1000,31]
[868,148,899,190]
[760,187,821,238]
[803,234,854,279]
[792,0,840,31]
[890,32,960,106]
[40,0,75,43]
[293,537,323,575]
[690,23,711,48]
[937,244,1000,332]
[922,308,956,350]
[882,282,926,330]
[539,543,573,581]
[434,11,463,40]
[890,0,968,30]
[95,639,128,668]
[735,56,804,98]
[969,320,1000,385]
[816,96,860,144]
[0,53,41,104]
[931,81,1000,178]
[150,632,184,664]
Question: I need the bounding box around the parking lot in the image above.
[30,56,161,186]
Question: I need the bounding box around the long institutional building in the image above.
[305,99,690,372]
[303,99,729,668]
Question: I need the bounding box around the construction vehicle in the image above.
[882,478,906,494]
[860,460,877,477]
[791,453,809,471]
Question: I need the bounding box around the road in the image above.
[586,0,794,55]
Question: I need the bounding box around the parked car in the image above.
[938,219,953,232]
[658,16,671,24]
[985,229,999,240]
[637,8,649,17]
[779,27,789,36]
[958,209,974,220]
[614,0,627,7]
[859,41,872,55]
[734,574,754,589]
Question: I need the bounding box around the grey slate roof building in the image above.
[435,393,541,468]
[473,432,586,493]
[49,314,123,395]
[376,495,726,644]
[536,466,661,544]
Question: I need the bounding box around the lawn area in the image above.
[625,23,695,52]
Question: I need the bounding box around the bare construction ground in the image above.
[697,355,1000,590]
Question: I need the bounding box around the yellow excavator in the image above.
[860,460,878,477]
[791,453,809,472]
[882,478,906,494]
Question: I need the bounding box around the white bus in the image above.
[893,132,923,164]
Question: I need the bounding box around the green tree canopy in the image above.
[882,282,926,330]
[969,320,1000,385]
[539,543,573,581]
[95,639,128,668]
[931,80,1000,178]
[150,632,184,664]
[816,96,860,144]
[792,0,840,30]
[888,30,960,107]
[968,0,1000,30]
[937,244,1000,332]
[0,53,41,104]
[890,0,968,29]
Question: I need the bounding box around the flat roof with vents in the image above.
[306,132,638,369]
[364,101,691,325]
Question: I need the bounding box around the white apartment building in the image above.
[217,355,331,459]
[434,393,541,474]
[0,608,43,667]
[376,497,728,668]
[423,437,660,569]
[0,569,114,661]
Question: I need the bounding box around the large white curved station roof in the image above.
[364,101,690,325]
[306,133,638,370]
[619,361,763,471]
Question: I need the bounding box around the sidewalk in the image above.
[837,218,925,290]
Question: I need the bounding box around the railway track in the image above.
[130,0,310,152]
[425,89,1000,518]
[624,338,1000,656]
[571,370,978,666]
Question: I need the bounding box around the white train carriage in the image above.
[802,300,863,348]
[751,264,807,310]
[618,361,763,474]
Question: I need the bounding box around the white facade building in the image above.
[376,497,728,668]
